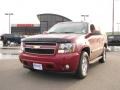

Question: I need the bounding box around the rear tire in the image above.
[75,51,89,79]
[99,47,106,63]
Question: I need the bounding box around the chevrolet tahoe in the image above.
[19,22,107,79]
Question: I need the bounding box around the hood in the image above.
[22,34,85,43]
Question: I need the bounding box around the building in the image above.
[11,13,72,35]
[37,13,72,33]
[11,24,40,35]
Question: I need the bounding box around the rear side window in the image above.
[94,31,101,35]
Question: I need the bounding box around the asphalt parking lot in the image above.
[0,47,120,90]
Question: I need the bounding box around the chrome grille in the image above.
[24,42,56,55]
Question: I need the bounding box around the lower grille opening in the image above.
[46,64,54,69]
[25,48,54,55]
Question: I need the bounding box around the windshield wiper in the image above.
[61,32,75,33]
[49,32,74,34]
[48,32,59,34]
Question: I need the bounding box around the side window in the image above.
[89,31,101,36]
[94,31,101,35]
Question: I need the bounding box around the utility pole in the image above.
[117,22,120,35]
[112,0,115,35]
[81,15,89,21]
[5,13,13,34]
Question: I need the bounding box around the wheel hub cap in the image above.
[82,57,88,76]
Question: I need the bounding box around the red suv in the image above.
[19,22,107,79]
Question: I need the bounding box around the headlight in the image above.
[58,43,75,53]
[19,42,24,53]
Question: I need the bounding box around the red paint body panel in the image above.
[19,52,80,72]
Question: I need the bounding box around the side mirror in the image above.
[42,31,48,34]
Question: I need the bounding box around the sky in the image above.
[0,0,120,35]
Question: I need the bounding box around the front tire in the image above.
[75,51,89,79]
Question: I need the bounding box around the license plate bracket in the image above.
[33,63,43,70]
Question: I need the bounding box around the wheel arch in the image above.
[81,47,90,57]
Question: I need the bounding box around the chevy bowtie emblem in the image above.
[33,45,40,49]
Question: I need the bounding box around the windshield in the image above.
[48,22,88,34]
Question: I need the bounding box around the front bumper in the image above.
[19,52,80,72]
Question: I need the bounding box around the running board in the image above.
[89,56,103,64]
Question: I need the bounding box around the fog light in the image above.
[65,64,70,70]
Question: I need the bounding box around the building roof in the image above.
[37,13,72,21]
